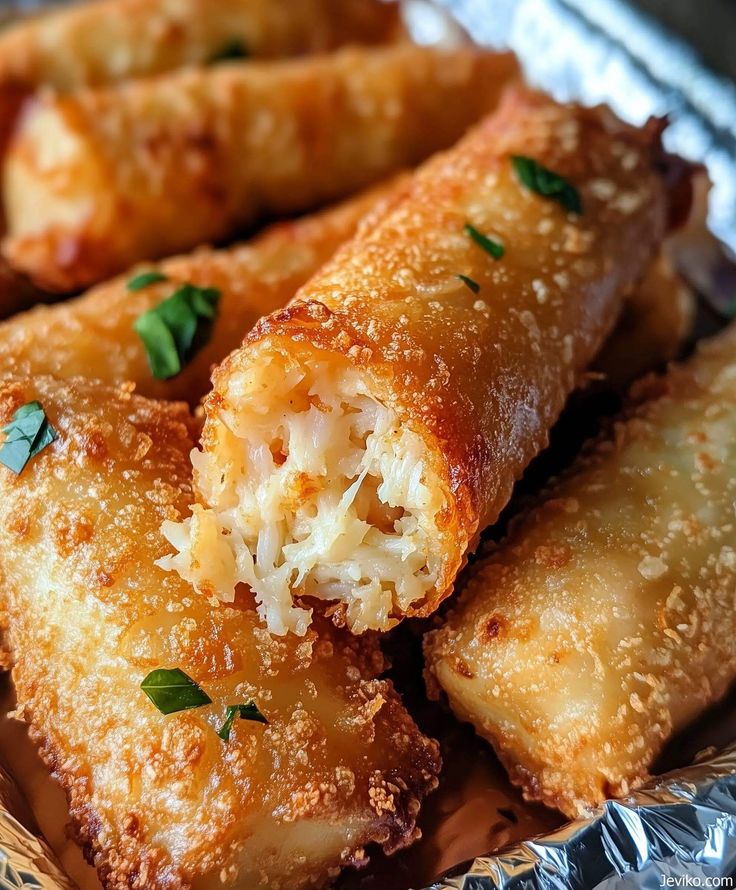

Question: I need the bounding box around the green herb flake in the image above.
[126,270,169,292]
[134,283,221,380]
[141,668,212,715]
[217,701,268,741]
[464,224,505,260]
[209,38,249,64]
[456,274,480,294]
[0,400,56,475]
[511,155,582,215]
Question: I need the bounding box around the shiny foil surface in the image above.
[0,766,74,890]
[1,2,736,890]
[426,746,736,888]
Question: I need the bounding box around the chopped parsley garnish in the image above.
[134,283,221,380]
[217,701,269,741]
[464,223,505,260]
[512,155,582,214]
[209,38,249,64]
[126,270,168,292]
[457,274,480,294]
[0,401,56,475]
[141,668,212,715]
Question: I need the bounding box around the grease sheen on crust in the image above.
[202,90,671,626]
[425,325,736,817]
[0,375,440,890]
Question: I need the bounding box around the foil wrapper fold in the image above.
[426,746,736,889]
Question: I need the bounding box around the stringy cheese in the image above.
[159,351,448,635]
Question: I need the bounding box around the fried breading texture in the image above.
[0,375,440,890]
[2,46,519,291]
[0,179,403,402]
[0,0,401,92]
[424,325,736,818]
[169,90,673,634]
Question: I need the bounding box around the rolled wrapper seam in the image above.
[426,744,736,889]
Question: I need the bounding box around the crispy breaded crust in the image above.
[0,0,401,92]
[0,376,440,889]
[0,178,404,402]
[2,46,519,291]
[425,325,736,817]
[209,89,672,624]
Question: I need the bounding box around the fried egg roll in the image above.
[0,0,400,92]
[0,228,686,407]
[595,252,694,386]
[0,180,402,402]
[425,324,736,818]
[0,375,440,890]
[2,46,519,291]
[161,90,674,637]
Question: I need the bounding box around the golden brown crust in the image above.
[0,0,401,92]
[425,325,736,817]
[2,47,519,291]
[0,375,440,889]
[211,89,673,623]
[0,178,404,402]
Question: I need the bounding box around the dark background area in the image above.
[630,0,736,80]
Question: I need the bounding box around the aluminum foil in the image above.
[406,0,736,258]
[426,745,736,889]
[0,767,73,890]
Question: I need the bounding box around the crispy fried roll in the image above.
[0,375,440,890]
[161,91,674,636]
[0,232,686,406]
[0,0,400,93]
[425,325,736,818]
[2,46,519,291]
[0,180,402,402]
[594,252,694,387]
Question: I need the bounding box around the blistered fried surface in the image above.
[0,180,402,403]
[0,376,440,889]
[425,325,736,818]
[229,90,670,621]
[0,0,400,93]
[2,46,519,290]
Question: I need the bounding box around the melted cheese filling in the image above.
[160,350,448,635]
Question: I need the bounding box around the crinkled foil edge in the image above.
[424,745,736,889]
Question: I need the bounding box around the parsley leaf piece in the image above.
[0,401,56,475]
[209,39,249,64]
[464,223,505,260]
[217,701,268,741]
[457,274,480,294]
[134,283,221,380]
[126,270,168,291]
[511,155,582,214]
[141,668,212,715]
